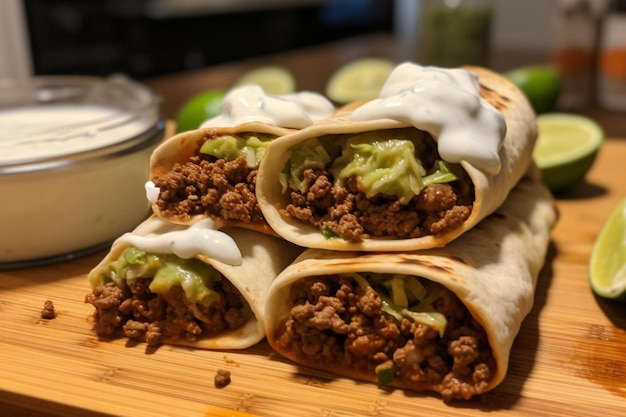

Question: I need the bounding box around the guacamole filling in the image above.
[279,128,475,242]
[273,273,494,401]
[85,247,249,346]
[153,132,275,223]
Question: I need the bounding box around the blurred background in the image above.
[2,0,556,79]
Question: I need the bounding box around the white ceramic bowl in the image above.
[0,75,164,266]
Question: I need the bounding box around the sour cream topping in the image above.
[350,62,506,175]
[200,85,334,129]
[115,218,242,266]
[145,180,160,204]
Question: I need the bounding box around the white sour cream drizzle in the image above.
[200,85,334,129]
[349,62,506,175]
[115,218,243,266]
[145,180,160,204]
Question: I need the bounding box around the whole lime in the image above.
[504,65,562,114]
[175,90,225,133]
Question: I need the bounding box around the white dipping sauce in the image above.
[350,62,506,175]
[115,218,243,266]
[200,85,334,129]
[0,104,151,164]
[0,75,164,264]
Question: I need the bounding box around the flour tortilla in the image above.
[264,173,557,397]
[150,122,297,234]
[88,215,302,349]
[257,66,537,251]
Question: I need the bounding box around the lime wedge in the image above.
[234,66,296,95]
[326,58,395,104]
[533,113,604,192]
[504,65,562,114]
[590,198,626,302]
[175,90,225,133]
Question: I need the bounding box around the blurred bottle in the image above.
[597,0,626,110]
[552,0,606,110]
[419,0,493,68]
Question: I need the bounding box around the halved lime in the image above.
[234,66,296,95]
[504,65,562,114]
[175,90,225,133]
[326,58,395,104]
[589,198,626,302]
[533,113,604,192]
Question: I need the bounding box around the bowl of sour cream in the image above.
[0,74,165,266]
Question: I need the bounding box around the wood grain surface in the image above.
[1,138,626,417]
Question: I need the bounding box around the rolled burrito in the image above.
[148,86,334,234]
[264,174,557,400]
[85,216,302,349]
[257,63,537,251]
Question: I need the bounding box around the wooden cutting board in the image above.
[1,139,625,417]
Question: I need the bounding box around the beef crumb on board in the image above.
[214,369,231,388]
[41,300,56,319]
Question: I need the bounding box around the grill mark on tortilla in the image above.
[479,84,511,112]
[397,254,469,268]
[398,257,455,274]
[448,255,470,266]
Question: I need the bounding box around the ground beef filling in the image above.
[282,135,474,242]
[275,276,495,401]
[153,154,262,224]
[85,278,247,347]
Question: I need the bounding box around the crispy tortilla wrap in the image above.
[264,174,557,400]
[149,87,335,235]
[86,216,302,349]
[149,122,296,235]
[257,64,537,251]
